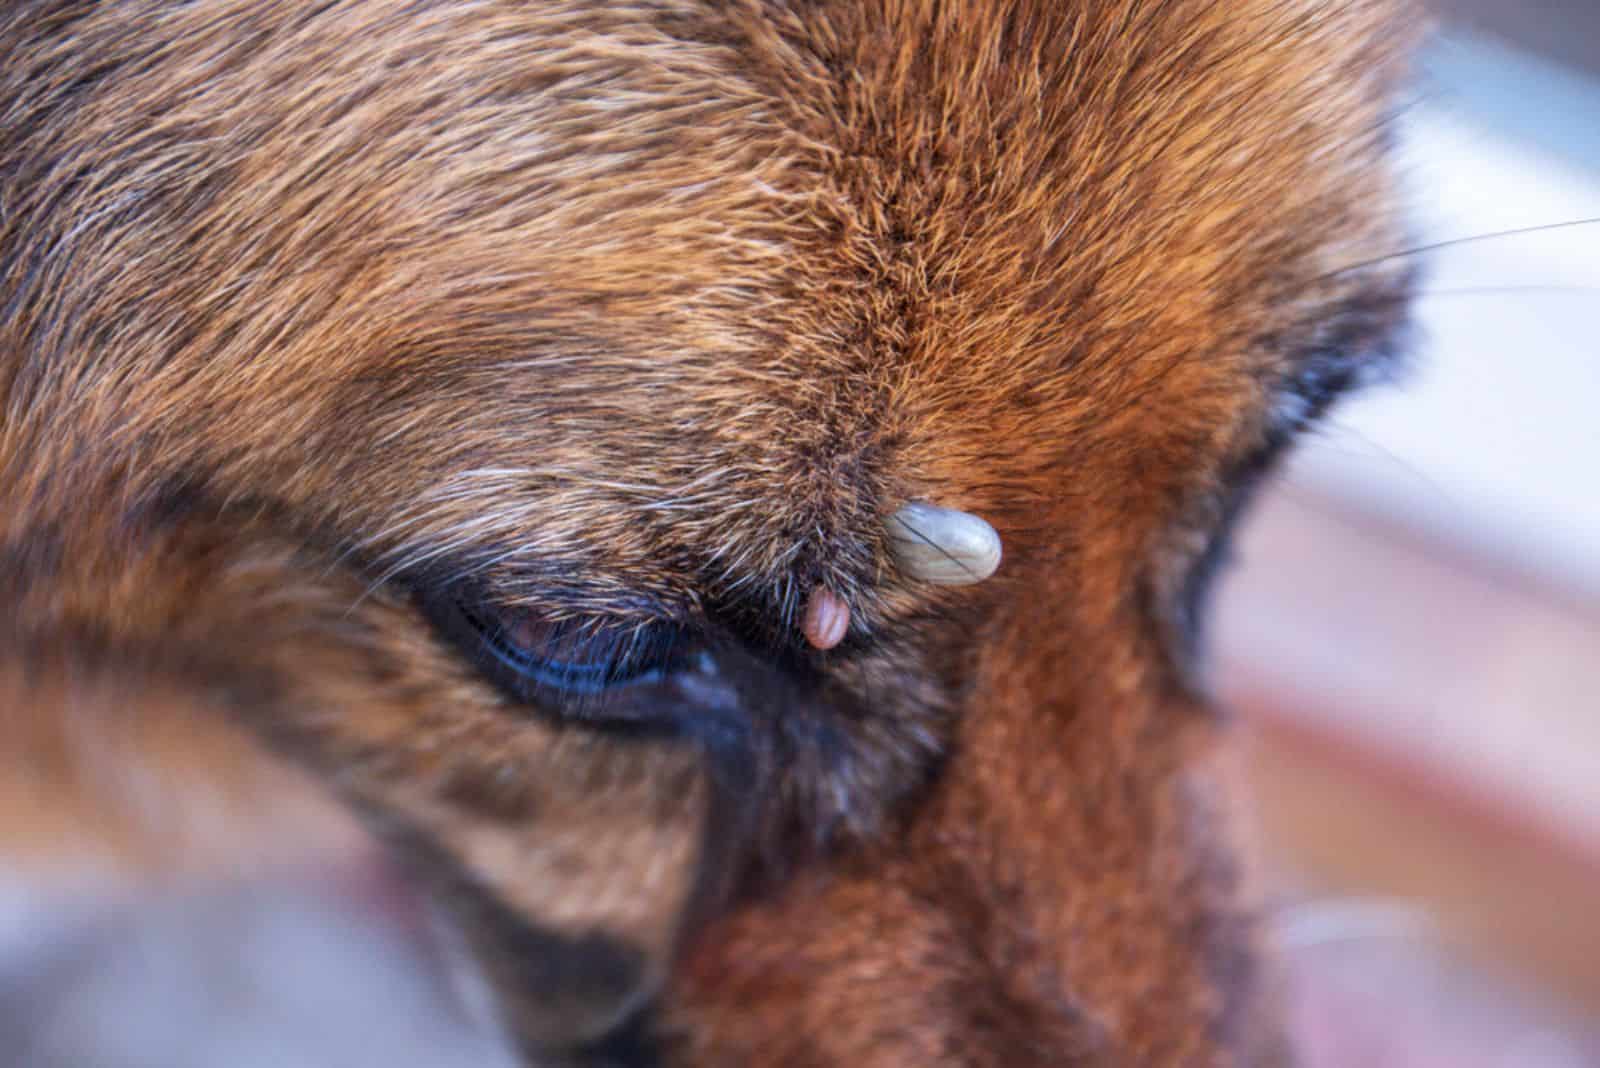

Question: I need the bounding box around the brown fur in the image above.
[0,1,1417,1063]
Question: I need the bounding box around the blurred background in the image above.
[1210,4,1600,1064]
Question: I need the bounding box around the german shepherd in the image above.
[0,2,1417,1064]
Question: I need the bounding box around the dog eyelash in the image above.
[459,603,692,696]
[1269,357,1361,437]
[1271,280,1414,437]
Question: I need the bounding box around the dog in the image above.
[0,1,1417,1064]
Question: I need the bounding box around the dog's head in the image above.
[1,1,1416,1063]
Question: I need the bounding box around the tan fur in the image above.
[0,1,1417,1063]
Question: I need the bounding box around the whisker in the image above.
[1319,216,1600,283]
[1282,420,1466,518]
[1418,284,1600,300]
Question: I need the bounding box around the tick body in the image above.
[801,588,850,651]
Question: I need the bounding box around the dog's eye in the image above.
[1270,281,1412,440]
[1178,344,1386,654]
[425,594,701,710]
